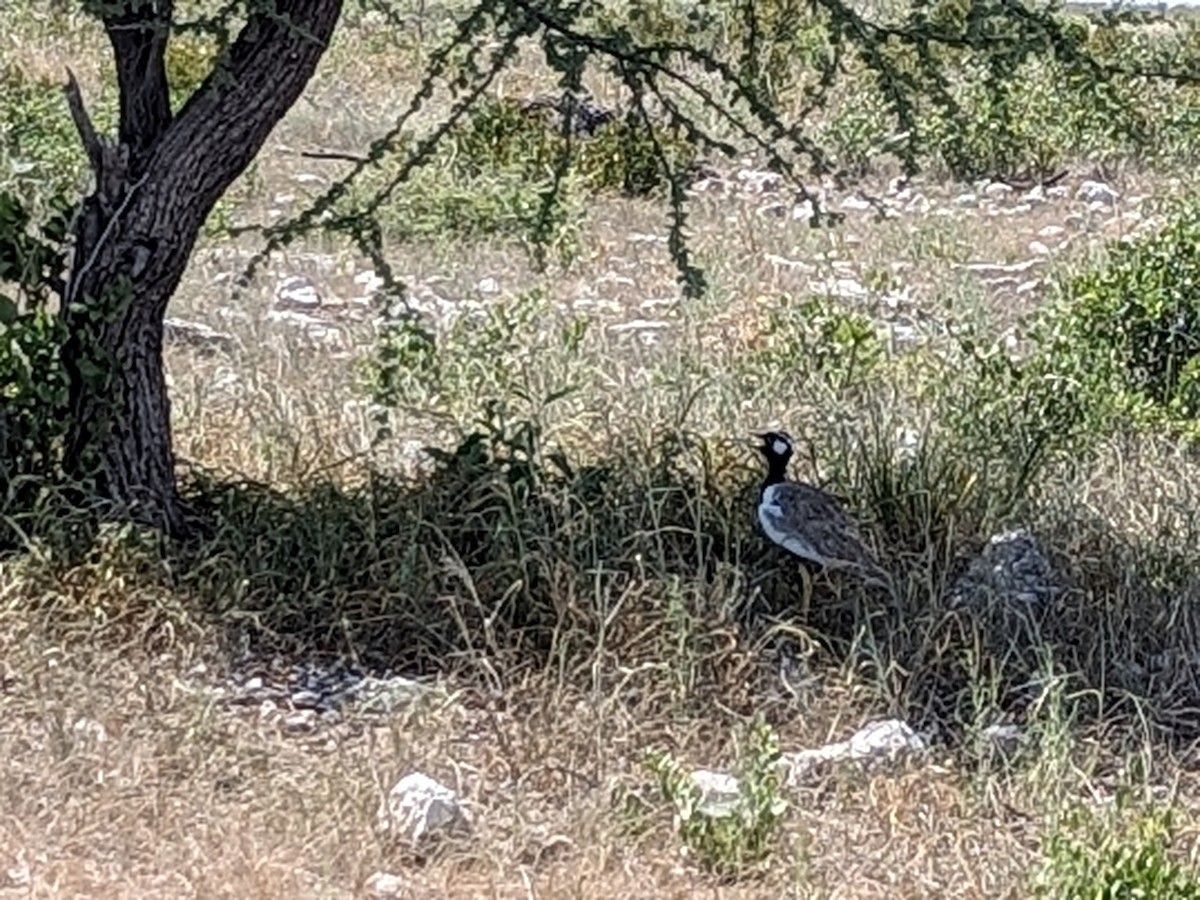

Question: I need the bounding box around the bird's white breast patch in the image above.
[759,485,824,565]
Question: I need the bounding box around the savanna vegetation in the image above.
[6,0,1200,896]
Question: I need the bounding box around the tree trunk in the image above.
[60,0,343,536]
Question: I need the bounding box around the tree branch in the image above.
[63,68,105,176]
[151,0,344,220]
[101,0,174,166]
[63,66,129,217]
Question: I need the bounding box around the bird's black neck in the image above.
[762,457,789,488]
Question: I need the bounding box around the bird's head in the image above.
[754,430,795,464]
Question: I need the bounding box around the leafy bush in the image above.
[1048,203,1200,430]
[165,31,219,108]
[450,96,697,198]
[644,717,788,878]
[352,93,701,258]
[0,63,89,200]
[0,190,72,540]
[741,293,886,392]
[1034,804,1200,899]
[813,10,1200,178]
[365,287,591,428]
[370,163,585,257]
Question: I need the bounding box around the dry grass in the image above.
[7,2,1200,897]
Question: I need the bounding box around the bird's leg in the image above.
[796,563,813,618]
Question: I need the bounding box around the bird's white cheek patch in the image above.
[773,439,789,456]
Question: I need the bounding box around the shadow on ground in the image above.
[5,426,1200,745]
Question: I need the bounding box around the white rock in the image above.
[689,770,741,818]
[840,195,874,212]
[71,717,107,745]
[781,719,927,784]
[959,258,1042,276]
[274,274,322,310]
[905,193,931,215]
[609,318,671,334]
[4,852,31,888]
[765,254,816,273]
[352,675,431,714]
[164,317,236,353]
[283,710,317,733]
[365,871,405,898]
[954,193,979,208]
[984,181,1013,196]
[735,168,782,193]
[215,306,249,323]
[889,323,918,347]
[895,427,921,460]
[354,269,385,293]
[267,309,341,345]
[791,200,817,221]
[1022,185,1046,205]
[690,176,727,194]
[981,723,1024,750]
[290,690,322,709]
[1077,180,1119,206]
[639,296,675,310]
[1037,225,1066,239]
[808,276,868,301]
[377,772,466,847]
[209,371,241,396]
[476,277,499,294]
[1028,241,1052,256]
[989,203,1033,217]
[847,719,927,759]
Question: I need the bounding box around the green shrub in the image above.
[1034,804,1200,899]
[644,717,788,878]
[0,63,88,200]
[347,156,585,262]
[0,190,72,541]
[165,31,220,108]
[742,293,886,392]
[812,11,1200,178]
[450,96,697,198]
[365,286,590,423]
[1048,203,1200,430]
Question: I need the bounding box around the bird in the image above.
[753,430,892,590]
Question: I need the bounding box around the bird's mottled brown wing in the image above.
[767,482,883,572]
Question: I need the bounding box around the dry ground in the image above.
[6,2,1200,898]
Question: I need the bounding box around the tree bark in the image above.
[61,0,343,536]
